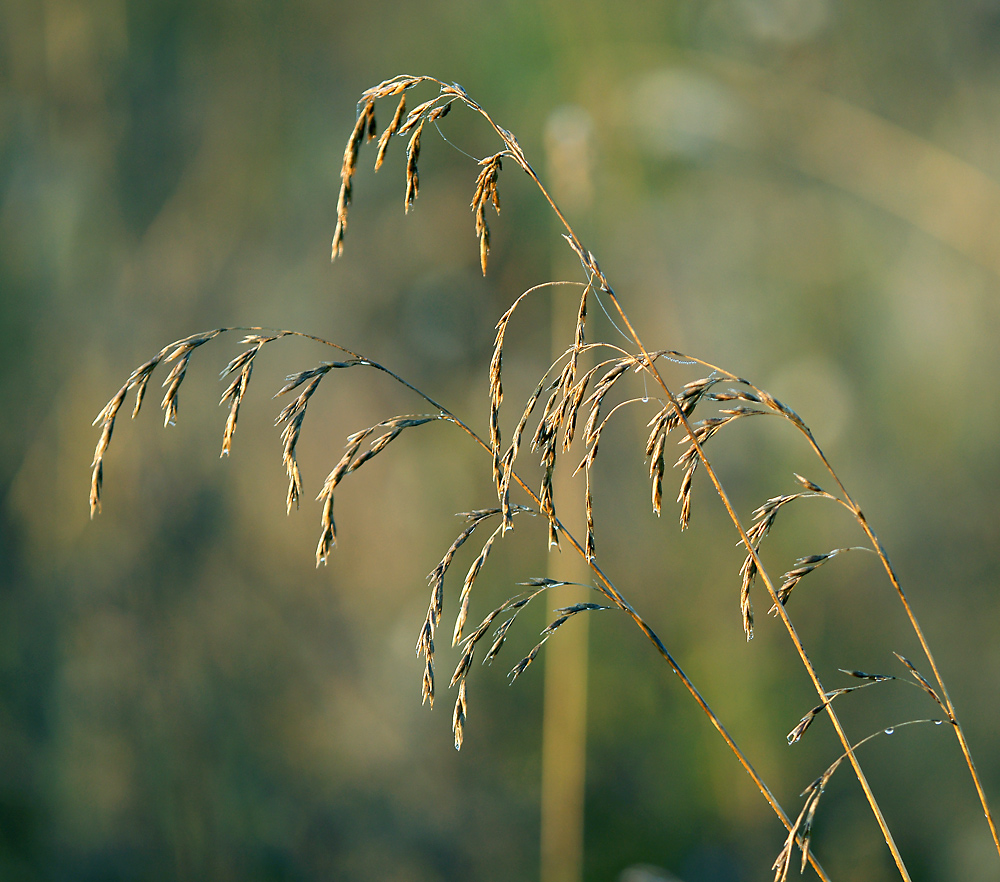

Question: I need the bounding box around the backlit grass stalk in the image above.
[90,75,999,880]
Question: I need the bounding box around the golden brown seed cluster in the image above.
[472,153,502,274]
[329,77,505,277]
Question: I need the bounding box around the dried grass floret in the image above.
[497,379,546,523]
[775,718,945,880]
[404,120,424,212]
[509,597,608,683]
[787,677,887,745]
[398,97,440,134]
[424,509,504,621]
[90,331,224,517]
[794,473,826,493]
[374,93,407,171]
[453,522,505,646]
[736,492,810,637]
[472,153,503,274]
[649,431,666,516]
[483,586,549,663]
[415,509,509,707]
[452,679,467,750]
[894,652,949,716]
[562,363,596,452]
[563,284,589,396]
[773,550,842,610]
[773,769,830,882]
[160,333,224,427]
[585,466,596,561]
[219,333,300,457]
[332,100,376,259]
[582,359,632,445]
[315,414,444,565]
[360,75,421,104]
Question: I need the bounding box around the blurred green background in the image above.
[3,1,1000,880]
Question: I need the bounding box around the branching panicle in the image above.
[88,76,1000,880]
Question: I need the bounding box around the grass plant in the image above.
[90,74,999,881]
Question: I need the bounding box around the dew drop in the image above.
[934,720,943,725]
[884,727,894,735]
